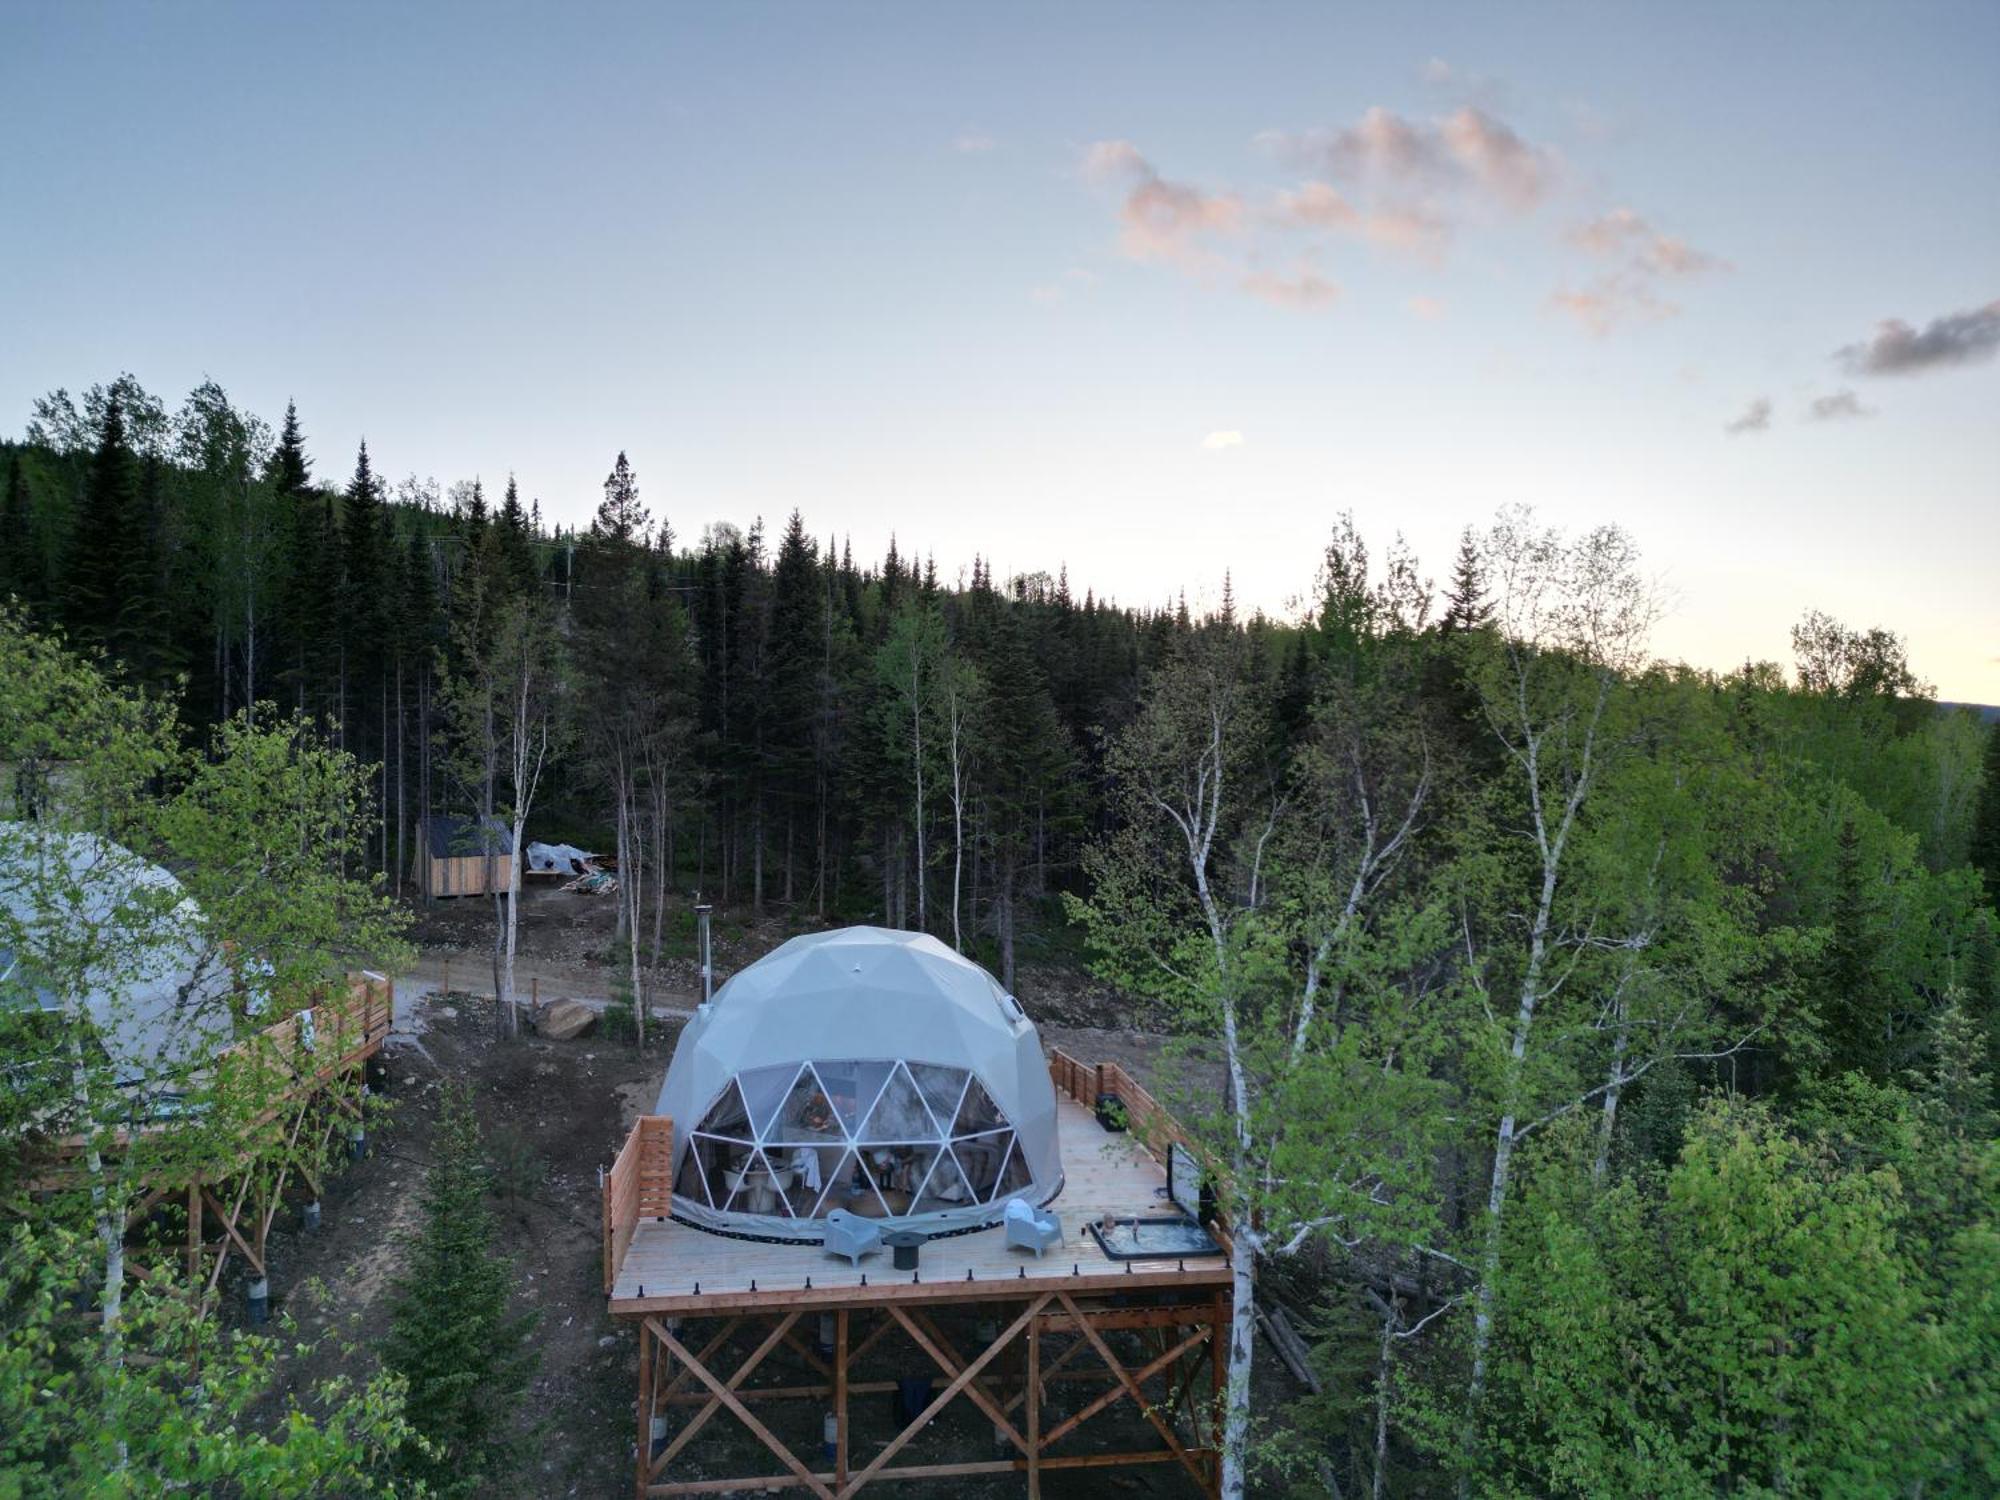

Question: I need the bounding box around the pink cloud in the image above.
[1080,139,1148,182]
[1438,107,1552,211]
[1548,279,1676,337]
[1552,207,1726,336]
[1271,180,1359,230]
[1363,204,1452,261]
[1569,208,1726,276]
[1259,104,1556,216]
[1241,264,1340,311]
[1081,139,1244,271]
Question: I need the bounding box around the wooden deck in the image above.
[610,1095,1228,1315]
[607,1048,1231,1497]
[23,973,392,1302]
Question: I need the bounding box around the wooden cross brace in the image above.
[839,1293,1053,1497]
[1053,1291,1212,1490]
[651,1313,807,1478]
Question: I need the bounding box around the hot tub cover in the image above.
[653,926,1062,1241]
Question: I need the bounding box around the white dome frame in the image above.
[654,927,1063,1242]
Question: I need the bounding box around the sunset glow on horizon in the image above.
[4,2,1994,696]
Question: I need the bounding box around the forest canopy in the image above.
[2,373,1996,1496]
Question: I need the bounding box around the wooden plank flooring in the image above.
[610,1097,1227,1313]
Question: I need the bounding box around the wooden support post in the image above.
[636,1317,655,1500]
[1026,1308,1041,1500]
[186,1183,201,1280]
[1209,1292,1227,1500]
[659,1314,804,1470]
[842,1295,1051,1498]
[1037,1327,1208,1449]
[1056,1292,1208,1491]
[835,1308,849,1492]
[886,1304,1029,1455]
[653,1319,836,1500]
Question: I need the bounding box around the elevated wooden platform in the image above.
[604,1050,1230,1498]
[610,1095,1223,1315]
[27,973,393,1299]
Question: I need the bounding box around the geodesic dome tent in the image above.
[0,823,237,1097]
[654,926,1063,1242]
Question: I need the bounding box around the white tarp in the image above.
[525,841,596,875]
[655,926,1063,1240]
[0,823,237,1089]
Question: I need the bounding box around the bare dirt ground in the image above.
[266,998,658,1498]
[256,893,1268,1498]
[404,883,1158,1032]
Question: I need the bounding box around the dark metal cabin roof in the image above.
[421,814,514,860]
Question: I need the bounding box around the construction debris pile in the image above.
[525,840,619,896]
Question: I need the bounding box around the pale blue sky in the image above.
[4,2,1996,696]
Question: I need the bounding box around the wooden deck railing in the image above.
[246,972,394,1086]
[1046,1047,1170,1149]
[1047,1046,1229,1247]
[32,972,394,1169]
[602,1114,674,1294]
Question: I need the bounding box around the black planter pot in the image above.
[1094,1093,1127,1132]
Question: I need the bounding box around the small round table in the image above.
[885,1231,926,1272]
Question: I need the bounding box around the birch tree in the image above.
[937,651,981,952]
[488,599,569,1037]
[1071,613,1447,1500]
[1455,514,1656,1414]
[1,613,407,1350]
[439,582,569,1038]
[875,602,947,933]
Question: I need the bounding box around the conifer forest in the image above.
[2,371,1995,1497]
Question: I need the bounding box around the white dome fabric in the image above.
[655,926,1063,1241]
[0,823,235,1090]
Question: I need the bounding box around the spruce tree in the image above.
[1970,722,2000,906]
[124,450,175,685]
[383,1084,538,1495]
[0,452,35,602]
[1819,818,1896,1080]
[283,490,341,718]
[270,400,330,712]
[765,511,822,900]
[63,394,147,657]
[493,475,537,596]
[455,476,489,547]
[978,605,1076,990]
[1439,525,1492,634]
[267,399,310,495]
[596,452,644,544]
[879,534,905,625]
[340,441,391,773]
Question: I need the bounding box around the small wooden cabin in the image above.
[412,814,517,899]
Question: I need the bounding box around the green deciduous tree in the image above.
[1072,599,1449,1500]
[0,1217,417,1498]
[1456,1098,1989,1498]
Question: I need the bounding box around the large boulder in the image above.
[539,999,597,1041]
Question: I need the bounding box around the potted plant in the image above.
[1094,1092,1128,1132]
